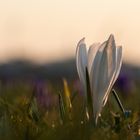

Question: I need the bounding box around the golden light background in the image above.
[0,0,140,65]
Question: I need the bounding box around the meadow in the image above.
[0,67,139,140]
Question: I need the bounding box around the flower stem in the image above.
[112,89,125,114]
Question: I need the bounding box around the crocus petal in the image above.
[90,41,107,88]
[76,38,88,95]
[91,34,117,124]
[89,41,107,123]
[103,45,122,105]
[88,43,100,75]
[113,46,122,84]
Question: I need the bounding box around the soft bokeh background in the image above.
[0,0,140,66]
[0,1,140,140]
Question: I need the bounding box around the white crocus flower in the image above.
[76,34,122,124]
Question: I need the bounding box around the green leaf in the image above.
[58,92,65,123]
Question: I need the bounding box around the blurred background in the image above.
[0,1,140,139]
[0,0,140,80]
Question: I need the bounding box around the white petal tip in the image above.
[108,34,115,42]
[77,37,85,46]
[109,34,114,38]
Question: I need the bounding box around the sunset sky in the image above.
[0,0,140,66]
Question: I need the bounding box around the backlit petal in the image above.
[88,43,100,75]
[91,34,117,124]
[76,38,88,95]
[90,41,107,123]
[102,45,122,105]
[113,46,122,83]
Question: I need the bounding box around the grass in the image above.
[0,79,139,140]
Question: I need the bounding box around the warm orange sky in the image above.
[0,0,140,65]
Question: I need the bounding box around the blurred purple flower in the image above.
[33,80,52,111]
[115,73,134,96]
[73,79,83,96]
